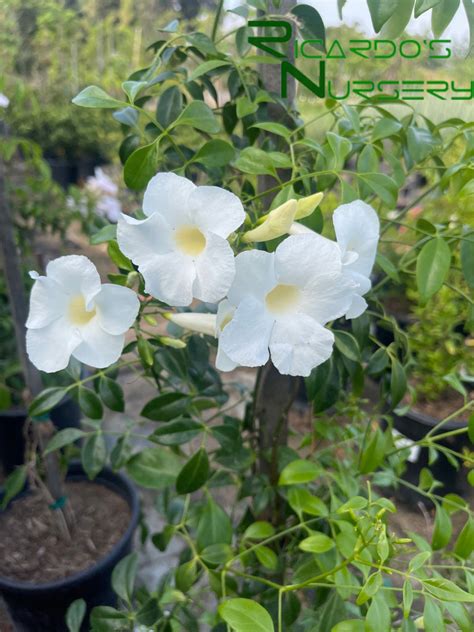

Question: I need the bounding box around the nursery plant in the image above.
[1,1,474,631]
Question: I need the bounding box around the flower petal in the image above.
[142,172,195,225]
[72,320,125,368]
[333,200,380,277]
[301,271,355,325]
[270,314,334,377]
[288,221,314,236]
[193,233,236,303]
[216,344,239,372]
[275,233,343,287]
[117,212,173,263]
[26,277,68,329]
[165,312,217,337]
[345,294,368,319]
[219,297,273,367]
[190,185,245,238]
[45,255,101,307]
[227,250,276,306]
[94,284,139,335]
[139,251,196,306]
[26,318,81,373]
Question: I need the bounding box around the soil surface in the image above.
[0,481,130,584]
[410,388,473,423]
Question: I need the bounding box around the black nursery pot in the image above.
[0,396,81,478]
[393,407,468,503]
[0,462,140,632]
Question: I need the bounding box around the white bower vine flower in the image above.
[26,255,139,373]
[117,172,245,307]
[290,200,380,319]
[218,234,357,377]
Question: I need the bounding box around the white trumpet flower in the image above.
[26,255,139,373]
[117,173,245,306]
[219,234,356,377]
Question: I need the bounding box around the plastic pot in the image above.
[393,407,468,503]
[0,396,81,478]
[0,462,139,631]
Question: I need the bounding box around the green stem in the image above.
[211,0,224,41]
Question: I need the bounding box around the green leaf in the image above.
[288,488,328,517]
[415,0,442,17]
[327,132,352,168]
[44,428,86,455]
[156,86,183,129]
[255,545,278,570]
[81,432,107,480]
[0,384,11,410]
[201,543,233,565]
[408,551,431,573]
[407,126,437,163]
[390,357,407,408]
[403,580,414,618]
[356,571,382,605]
[376,253,400,283]
[123,141,159,191]
[1,465,27,510]
[90,225,117,245]
[151,419,202,445]
[136,598,161,627]
[158,18,179,32]
[176,448,209,494]
[29,387,68,417]
[72,86,125,109]
[299,533,335,554]
[66,599,86,632]
[461,233,474,289]
[192,139,235,167]
[236,95,258,118]
[111,552,137,603]
[126,447,181,489]
[337,496,368,513]
[291,4,326,51]
[454,517,474,558]
[380,0,416,38]
[244,521,275,540]
[99,377,124,412]
[219,598,274,632]
[90,606,129,631]
[432,0,460,37]
[468,414,474,443]
[141,392,189,421]
[332,620,365,631]
[432,503,452,550]
[186,32,218,55]
[443,601,472,632]
[416,237,451,302]
[234,147,276,176]
[334,330,360,362]
[107,240,133,271]
[366,594,391,632]
[122,80,147,103]
[423,597,445,632]
[423,577,474,602]
[197,498,232,550]
[188,60,231,81]
[78,386,103,420]
[172,101,220,133]
[367,0,398,31]
[357,173,398,207]
[372,118,402,140]
[278,459,320,485]
[251,122,291,138]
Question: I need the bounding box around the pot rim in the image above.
[0,462,139,592]
[394,406,467,430]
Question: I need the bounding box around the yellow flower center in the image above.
[68,295,96,325]
[265,284,300,315]
[175,225,206,257]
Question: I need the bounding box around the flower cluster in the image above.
[26,173,379,377]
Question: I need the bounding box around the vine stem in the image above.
[211,0,224,42]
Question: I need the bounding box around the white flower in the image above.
[86,168,122,222]
[26,255,139,373]
[216,299,238,372]
[219,234,355,377]
[117,173,245,307]
[0,93,9,108]
[332,200,380,319]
